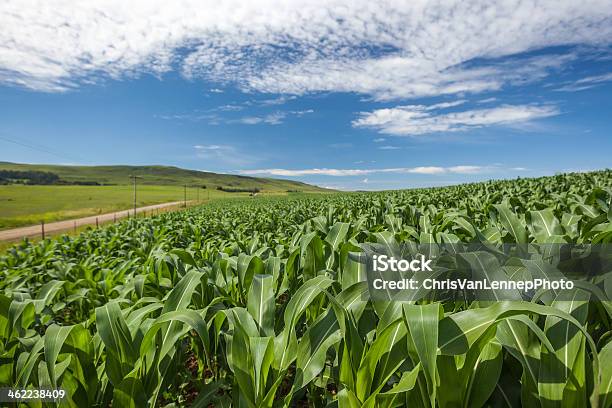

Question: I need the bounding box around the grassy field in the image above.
[0,162,330,229]
[0,184,290,229]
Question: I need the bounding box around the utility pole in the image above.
[129,175,143,216]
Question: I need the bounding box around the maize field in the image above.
[1,170,612,407]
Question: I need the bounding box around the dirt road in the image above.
[0,201,188,241]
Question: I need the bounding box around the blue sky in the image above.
[1,2,611,190]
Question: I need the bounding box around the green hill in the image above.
[0,162,328,192]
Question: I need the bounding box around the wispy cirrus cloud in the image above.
[216,104,244,112]
[555,72,612,91]
[194,144,235,157]
[1,1,611,98]
[233,109,313,125]
[156,103,243,122]
[194,144,254,166]
[353,103,559,136]
[234,112,286,125]
[253,95,297,106]
[239,164,516,177]
[160,108,313,125]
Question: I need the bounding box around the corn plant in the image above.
[0,170,611,407]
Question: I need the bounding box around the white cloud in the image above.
[235,113,284,125]
[240,165,506,177]
[192,51,576,101]
[478,97,498,104]
[317,184,349,191]
[1,1,611,97]
[555,72,612,91]
[194,144,226,151]
[242,168,373,176]
[426,100,467,110]
[256,95,297,106]
[447,165,484,174]
[159,112,218,122]
[373,138,386,143]
[353,104,559,136]
[233,109,312,125]
[235,117,262,125]
[407,167,446,175]
[378,145,400,150]
[217,104,243,112]
[163,108,312,125]
[291,109,314,116]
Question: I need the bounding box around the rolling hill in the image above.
[0,162,328,192]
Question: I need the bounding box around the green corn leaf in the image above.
[325,222,350,251]
[43,324,88,389]
[528,209,563,242]
[113,377,147,408]
[494,203,528,243]
[15,336,44,387]
[95,302,136,386]
[237,254,264,295]
[247,274,275,336]
[538,289,590,408]
[464,340,503,408]
[403,303,440,407]
[161,270,204,313]
[274,275,334,370]
[338,388,362,408]
[249,336,274,403]
[356,318,408,402]
[600,341,612,408]
[33,280,65,313]
[294,309,342,390]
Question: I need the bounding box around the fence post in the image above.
[74,221,76,233]
[41,220,45,240]
[96,217,99,228]
[114,214,116,223]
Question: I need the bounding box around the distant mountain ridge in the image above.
[0,162,330,192]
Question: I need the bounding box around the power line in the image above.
[0,134,84,163]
